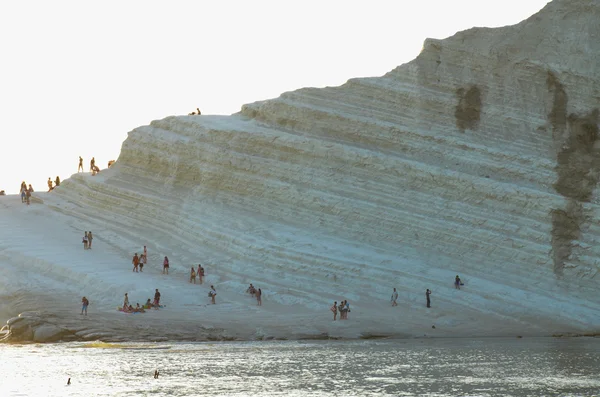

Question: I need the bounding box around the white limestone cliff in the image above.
[1,0,599,342]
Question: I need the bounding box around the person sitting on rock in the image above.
[55,176,60,187]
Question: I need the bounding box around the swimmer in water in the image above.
[67,378,71,385]
[154,370,159,379]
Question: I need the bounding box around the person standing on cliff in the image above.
[132,253,140,272]
[55,176,60,187]
[391,288,398,306]
[78,156,83,172]
[426,289,431,308]
[162,256,169,274]
[154,289,161,308]
[209,285,217,304]
[81,296,89,315]
[331,301,338,321]
[90,157,95,172]
[142,245,148,267]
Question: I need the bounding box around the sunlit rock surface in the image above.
[1,0,599,342]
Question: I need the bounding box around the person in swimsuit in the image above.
[331,301,338,321]
[87,231,93,249]
[256,288,262,306]
[391,288,398,306]
[78,156,83,172]
[190,267,196,283]
[209,285,216,304]
[123,293,129,309]
[163,257,169,274]
[154,289,161,308]
[132,253,140,272]
[83,232,88,250]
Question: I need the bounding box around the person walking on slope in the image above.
[83,232,89,250]
[87,231,93,249]
[331,301,338,321]
[78,156,83,172]
[162,256,169,274]
[209,285,217,304]
[81,297,89,315]
[391,288,398,306]
[426,289,431,308]
[455,275,461,290]
[190,267,196,283]
[132,253,140,272]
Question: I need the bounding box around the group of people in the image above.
[189,265,205,284]
[47,176,61,191]
[246,284,262,306]
[78,156,100,175]
[330,300,351,321]
[120,289,162,313]
[82,231,94,249]
[19,181,34,205]
[132,247,148,272]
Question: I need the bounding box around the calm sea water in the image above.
[0,338,599,396]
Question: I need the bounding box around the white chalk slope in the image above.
[1,0,599,341]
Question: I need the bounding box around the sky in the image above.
[0,0,550,194]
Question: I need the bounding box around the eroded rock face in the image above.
[38,0,599,335]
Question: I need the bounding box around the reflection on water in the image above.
[1,337,599,396]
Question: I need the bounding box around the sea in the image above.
[1,337,599,396]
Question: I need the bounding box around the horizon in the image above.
[0,0,550,194]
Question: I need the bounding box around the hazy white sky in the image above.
[0,0,549,194]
